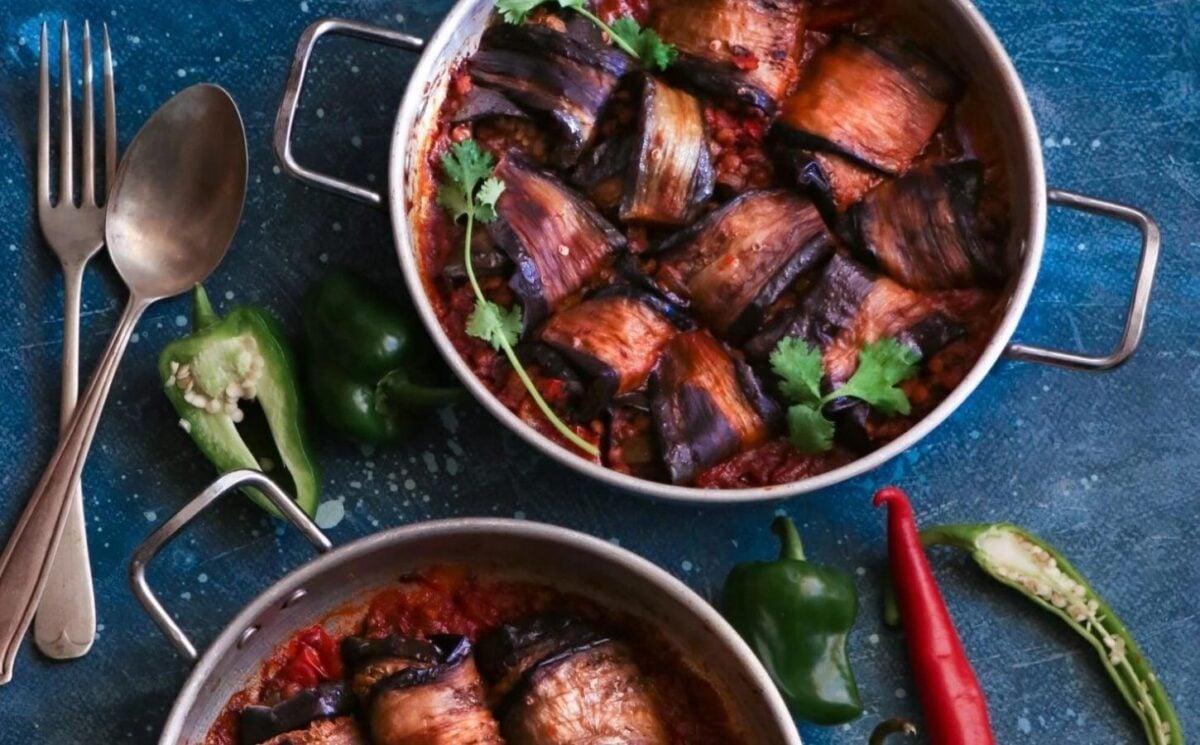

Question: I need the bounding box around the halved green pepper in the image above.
[302,271,461,445]
[159,285,320,517]
[723,517,863,725]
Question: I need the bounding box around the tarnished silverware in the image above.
[33,20,118,660]
[0,84,247,685]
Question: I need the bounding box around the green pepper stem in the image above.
[377,371,464,409]
[770,516,806,562]
[192,284,220,330]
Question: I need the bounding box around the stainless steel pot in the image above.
[132,470,800,745]
[273,1,1160,504]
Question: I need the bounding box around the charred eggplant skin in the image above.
[774,34,960,176]
[653,0,806,112]
[489,153,626,326]
[621,76,715,226]
[842,160,1008,289]
[238,682,355,745]
[655,190,834,341]
[468,23,634,167]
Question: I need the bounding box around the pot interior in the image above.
[163,521,797,744]
[392,0,1045,502]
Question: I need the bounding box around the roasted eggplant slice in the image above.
[490,153,626,326]
[468,23,635,166]
[239,682,356,745]
[786,149,883,220]
[655,190,833,340]
[775,35,959,176]
[259,717,365,745]
[569,134,635,211]
[746,253,964,383]
[345,634,502,745]
[843,160,1007,289]
[477,616,670,745]
[540,288,683,420]
[653,0,805,112]
[650,330,780,485]
[451,86,530,124]
[621,77,714,225]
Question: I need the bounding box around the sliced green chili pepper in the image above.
[920,523,1184,745]
[302,271,461,445]
[723,517,863,725]
[159,285,320,517]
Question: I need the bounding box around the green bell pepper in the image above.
[723,517,863,725]
[159,285,320,517]
[302,271,461,445]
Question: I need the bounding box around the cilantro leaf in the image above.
[436,184,471,223]
[786,403,836,454]
[466,299,523,350]
[834,338,920,416]
[441,140,496,198]
[475,177,506,223]
[609,17,677,71]
[770,337,823,407]
[496,0,584,24]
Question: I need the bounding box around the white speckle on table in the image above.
[856,566,866,576]
[868,633,880,645]
[131,332,140,343]
[681,560,694,572]
[894,688,907,699]
[1091,138,1102,149]
[225,290,235,300]
[1017,715,1032,734]
[351,65,360,74]
[176,68,187,78]
[174,315,187,327]
[394,13,406,22]
[439,408,459,433]
[609,537,620,546]
[388,483,399,493]
[404,478,416,490]
[1061,136,1072,146]
[422,452,439,474]
[351,135,362,148]
[350,480,362,489]
[272,165,281,175]
[316,107,325,118]
[332,221,342,232]
[300,0,309,11]
[773,507,787,517]
[315,498,346,529]
[197,573,208,584]
[181,592,192,601]
[7,244,15,252]
[445,457,459,476]
[514,510,526,520]
[143,510,156,522]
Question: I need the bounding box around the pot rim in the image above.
[390,0,1047,504]
[160,517,801,744]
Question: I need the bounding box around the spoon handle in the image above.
[0,296,148,685]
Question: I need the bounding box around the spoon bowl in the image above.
[0,83,247,685]
[106,83,246,299]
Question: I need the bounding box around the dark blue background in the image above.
[1,1,1196,742]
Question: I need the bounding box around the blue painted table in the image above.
[0,1,1196,742]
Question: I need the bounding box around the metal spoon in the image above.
[0,83,247,685]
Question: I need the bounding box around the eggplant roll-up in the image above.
[621,77,714,226]
[653,0,805,112]
[746,253,964,384]
[540,289,683,419]
[477,616,670,745]
[655,190,833,341]
[490,154,626,326]
[344,634,503,745]
[570,134,635,212]
[650,330,780,484]
[843,160,1007,289]
[775,35,959,176]
[468,23,634,167]
[786,149,883,220]
[239,682,358,745]
[258,719,365,745]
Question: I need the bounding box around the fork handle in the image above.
[0,295,147,684]
[34,263,96,659]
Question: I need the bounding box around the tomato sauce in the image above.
[205,566,744,744]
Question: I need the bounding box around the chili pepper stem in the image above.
[869,718,918,745]
[771,516,806,561]
[191,283,220,330]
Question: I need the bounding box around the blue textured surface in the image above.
[0,1,1197,742]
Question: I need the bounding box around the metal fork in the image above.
[33,20,117,660]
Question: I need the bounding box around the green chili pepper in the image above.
[919,523,1184,745]
[159,285,320,517]
[302,271,461,445]
[723,517,863,725]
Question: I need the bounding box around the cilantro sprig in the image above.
[770,337,921,453]
[495,0,677,71]
[438,140,599,457]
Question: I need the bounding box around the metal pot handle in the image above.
[128,470,332,662]
[1004,189,1161,371]
[273,18,424,207]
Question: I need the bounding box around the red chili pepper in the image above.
[873,487,995,745]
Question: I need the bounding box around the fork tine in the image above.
[37,23,50,208]
[80,21,95,206]
[102,23,116,195]
[58,20,73,207]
